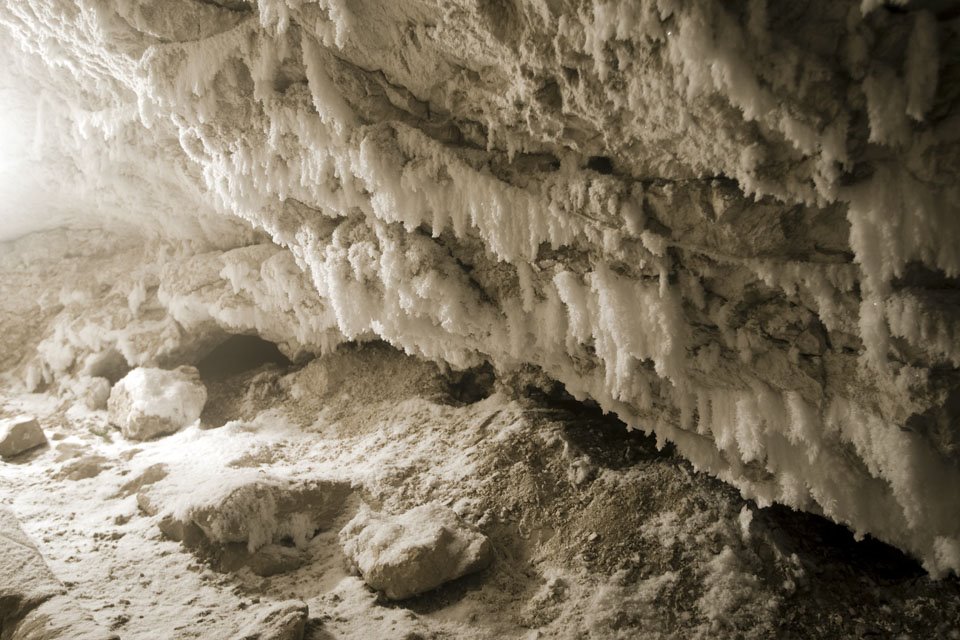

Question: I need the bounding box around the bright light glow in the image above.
[0,49,80,243]
[0,88,32,172]
[0,84,53,241]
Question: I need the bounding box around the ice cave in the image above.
[1,0,959,638]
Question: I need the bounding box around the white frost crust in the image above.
[108,367,207,440]
[0,0,958,575]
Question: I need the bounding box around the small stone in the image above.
[107,366,207,440]
[0,415,47,459]
[113,463,168,498]
[56,455,109,480]
[339,502,493,600]
[235,600,307,640]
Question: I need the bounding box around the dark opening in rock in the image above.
[196,334,292,382]
[753,502,926,582]
[85,348,130,384]
[196,334,293,428]
[586,156,614,174]
[893,262,960,290]
[446,362,496,405]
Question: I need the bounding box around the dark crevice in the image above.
[445,362,496,405]
[194,0,253,12]
[893,261,960,290]
[586,155,614,174]
[509,368,675,466]
[754,503,927,582]
[521,370,939,588]
[85,348,131,384]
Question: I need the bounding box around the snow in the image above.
[0,508,118,639]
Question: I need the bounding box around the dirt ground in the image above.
[2,342,959,639]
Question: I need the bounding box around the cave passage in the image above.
[196,334,292,383]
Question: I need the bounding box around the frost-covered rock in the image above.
[107,366,207,440]
[139,476,351,576]
[179,479,350,551]
[0,415,46,459]
[339,503,493,600]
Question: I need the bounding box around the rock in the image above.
[74,376,111,411]
[60,376,112,412]
[339,503,493,600]
[235,599,308,640]
[0,415,46,459]
[187,479,350,550]
[0,508,117,639]
[140,477,351,576]
[107,366,207,440]
[113,463,168,498]
[55,455,110,481]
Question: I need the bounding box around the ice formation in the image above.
[0,0,958,576]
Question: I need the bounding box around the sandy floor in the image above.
[2,343,959,639]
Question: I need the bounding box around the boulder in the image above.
[185,479,350,551]
[139,476,351,576]
[0,415,46,459]
[339,503,493,600]
[107,366,207,440]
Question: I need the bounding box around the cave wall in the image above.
[0,0,959,574]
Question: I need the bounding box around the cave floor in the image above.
[2,343,959,639]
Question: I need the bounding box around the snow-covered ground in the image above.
[2,342,959,638]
